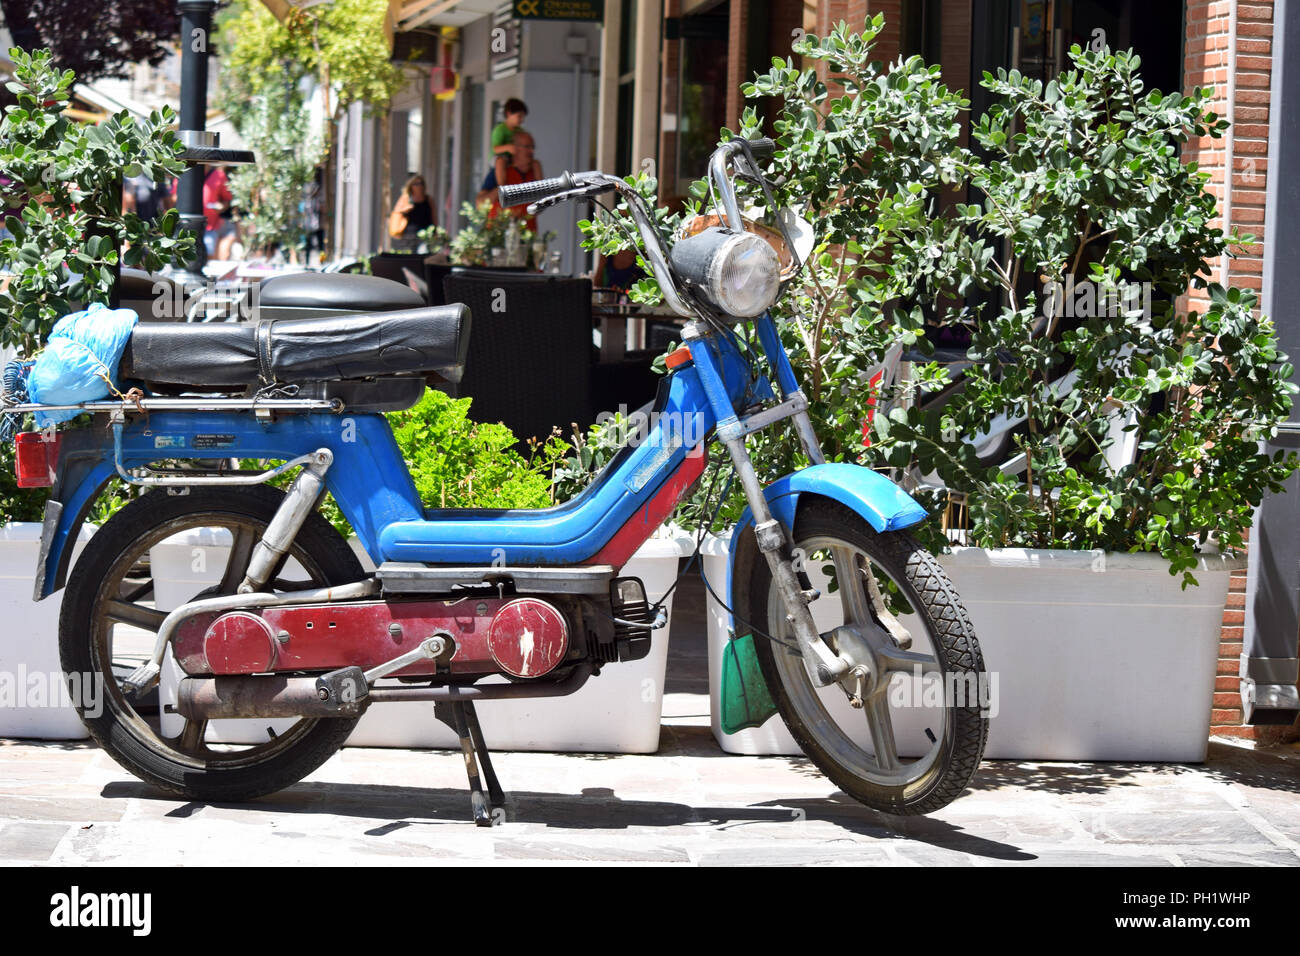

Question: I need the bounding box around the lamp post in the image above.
[173,0,217,285]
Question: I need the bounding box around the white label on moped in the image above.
[154,435,186,449]
[626,432,683,493]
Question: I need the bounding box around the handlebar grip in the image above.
[497,173,577,209]
[747,138,776,161]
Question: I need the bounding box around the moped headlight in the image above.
[669,226,781,319]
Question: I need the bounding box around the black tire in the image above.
[59,485,366,802]
[750,499,988,815]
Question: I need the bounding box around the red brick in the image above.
[1238,3,1275,20]
[1211,724,1256,737]
[1235,105,1270,121]
[1221,609,1246,625]
[1239,21,1274,37]
[1226,590,1246,608]
[1238,38,1273,55]
[1236,71,1273,89]
[1213,707,1244,722]
[1236,88,1272,104]
[1215,676,1240,691]
[1213,692,1243,708]
[1236,56,1274,71]
[1217,658,1241,674]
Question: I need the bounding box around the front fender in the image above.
[716,463,928,732]
[726,462,927,634]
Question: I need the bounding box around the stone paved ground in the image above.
[0,732,1297,866]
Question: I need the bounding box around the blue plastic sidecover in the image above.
[28,304,139,426]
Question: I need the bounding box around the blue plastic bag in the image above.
[27,303,138,426]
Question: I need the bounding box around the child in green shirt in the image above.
[491,98,529,160]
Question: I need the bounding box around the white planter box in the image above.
[938,547,1243,762]
[151,528,684,754]
[0,522,95,740]
[704,533,1240,763]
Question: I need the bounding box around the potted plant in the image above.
[0,48,191,740]
[865,44,1299,760]
[584,20,1298,761]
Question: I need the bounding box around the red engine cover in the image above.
[173,597,573,678]
[203,611,278,674]
[488,598,569,678]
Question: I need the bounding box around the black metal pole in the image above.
[175,0,216,283]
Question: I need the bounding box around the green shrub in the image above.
[317,388,569,536]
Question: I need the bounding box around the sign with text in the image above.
[512,0,604,22]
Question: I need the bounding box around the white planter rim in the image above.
[941,545,1246,574]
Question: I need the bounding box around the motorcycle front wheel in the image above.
[749,499,988,815]
[58,485,366,802]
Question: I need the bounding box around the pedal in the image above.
[313,666,369,714]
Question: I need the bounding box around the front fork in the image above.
[684,322,851,687]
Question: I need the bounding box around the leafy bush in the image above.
[317,388,569,536]
[578,20,1298,585]
[0,47,193,354]
[870,44,1297,585]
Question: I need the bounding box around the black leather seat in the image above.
[121,305,471,388]
[258,272,425,312]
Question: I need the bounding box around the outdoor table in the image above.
[591,300,681,363]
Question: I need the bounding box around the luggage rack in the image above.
[2,395,346,488]
[2,396,344,415]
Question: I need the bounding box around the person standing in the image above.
[203,165,235,258]
[488,130,542,232]
[388,173,434,252]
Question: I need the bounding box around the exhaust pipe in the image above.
[176,675,366,720]
[176,664,594,720]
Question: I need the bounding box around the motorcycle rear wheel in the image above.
[58,485,366,802]
[749,499,988,815]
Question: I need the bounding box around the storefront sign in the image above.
[512,0,604,22]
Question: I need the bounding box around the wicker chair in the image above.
[442,271,594,448]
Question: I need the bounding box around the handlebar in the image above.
[498,171,604,209]
[492,136,781,319]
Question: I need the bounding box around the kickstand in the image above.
[435,700,506,826]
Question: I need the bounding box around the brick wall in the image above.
[815,0,902,60]
[1184,0,1294,743]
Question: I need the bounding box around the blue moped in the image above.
[14,138,987,820]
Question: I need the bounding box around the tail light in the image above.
[15,431,60,488]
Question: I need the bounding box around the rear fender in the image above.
[34,428,116,601]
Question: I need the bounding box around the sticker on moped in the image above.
[626,432,683,492]
[154,435,186,449]
[193,434,237,449]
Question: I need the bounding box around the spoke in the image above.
[830,547,872,626]
[105,600,167,631]
[175,718,209,757]
[119,578,155,603]
[218,526,259,594]
[863,691,900,772]
[877,645,941,677]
